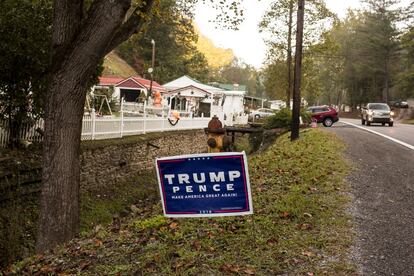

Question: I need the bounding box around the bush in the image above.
[264,108,312,129]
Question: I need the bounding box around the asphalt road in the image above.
[326,122,414,275]
[340,118,414,147]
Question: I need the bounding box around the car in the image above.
[361,103,394,127]
[394,101,409,108]
[307,105,339,127]
[249,108,275,120]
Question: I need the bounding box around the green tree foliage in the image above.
[397,26,414,99]
[260,0,334,105]
[0,0,51,146]
[116,0,211,84]
[262,60,288,100]
[217,58,264,96]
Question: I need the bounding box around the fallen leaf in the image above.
[78,261,91,271]
[40,265,55,274]
[220,264,240,273]
[153,254,161,263]
[244,267,256,275]
[93,239,103,247]
[298,223,312,230]
[302,251,315,257]
[266,238,278,245]
[303,213,313,218]
[169,222,179,229]
[280,211,290,218]
[193,240,202,251]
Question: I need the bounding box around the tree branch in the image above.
[51,0,84,68]
[105,0,157,54]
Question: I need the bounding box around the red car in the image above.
[307,105,339,127]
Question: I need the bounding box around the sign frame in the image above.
[155,152,253,218]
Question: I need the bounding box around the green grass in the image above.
[7,129,354,275]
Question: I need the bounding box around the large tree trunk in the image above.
[286,0,294,109]
[291,0,305,141]
[37,0,155,252]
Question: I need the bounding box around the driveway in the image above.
[326,122,414,275]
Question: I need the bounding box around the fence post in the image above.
[120,110,124,138]
[91,108,96,140]
[143,101,147,134]
[162,107,165,131]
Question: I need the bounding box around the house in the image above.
[94,76,166,107]
[163,76,226,118]
[163,76,248,125]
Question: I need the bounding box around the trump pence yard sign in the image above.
[156,152,253,217]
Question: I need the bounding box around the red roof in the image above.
[98,76,166,92]
[98,76,124,86]
[132,77,166,92]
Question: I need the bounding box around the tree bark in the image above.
[291,0,305,142]
[37,0,155,252]
[286,0,294,109]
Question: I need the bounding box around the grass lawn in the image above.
[8,129,354,275]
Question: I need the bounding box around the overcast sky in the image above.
[194,0,410,69]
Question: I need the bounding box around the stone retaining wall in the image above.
[80,129,207,190]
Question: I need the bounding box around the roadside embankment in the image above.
[6,129,354,275]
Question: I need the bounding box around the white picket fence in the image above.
[0,109,217,148]
[0,119,44,148]
[81,109,212,140]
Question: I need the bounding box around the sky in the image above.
[194,0,410,69]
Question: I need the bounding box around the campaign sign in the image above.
[156,152,253,218]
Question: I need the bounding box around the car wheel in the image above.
[382,123,385,126]
[323,117,333,127]
[361,118,365,125]
[254,114,260,120]
[389,122,393,127]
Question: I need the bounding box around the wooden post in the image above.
[291,0,305,141]
[91,108,96,140]
[120,110,124,138]
[143,101,147,134]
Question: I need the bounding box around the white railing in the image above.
[1,110,211,148]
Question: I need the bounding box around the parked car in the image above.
[307,105,339,127]
[249,108,275,120]
[394,101,409,108]
[361,103,394,127]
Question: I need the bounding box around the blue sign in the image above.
[156,152,253,217]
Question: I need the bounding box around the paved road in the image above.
[340,118,414,147]
[327,123,414,275]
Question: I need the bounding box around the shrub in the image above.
[264,108,312,129]
[264,108,292,129]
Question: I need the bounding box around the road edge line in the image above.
[340,120,414,151]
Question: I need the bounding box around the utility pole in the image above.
[291,0,305,141]
[286,0,294,109]
[148,39,155,97]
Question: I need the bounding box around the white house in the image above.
[163,76,247,125]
